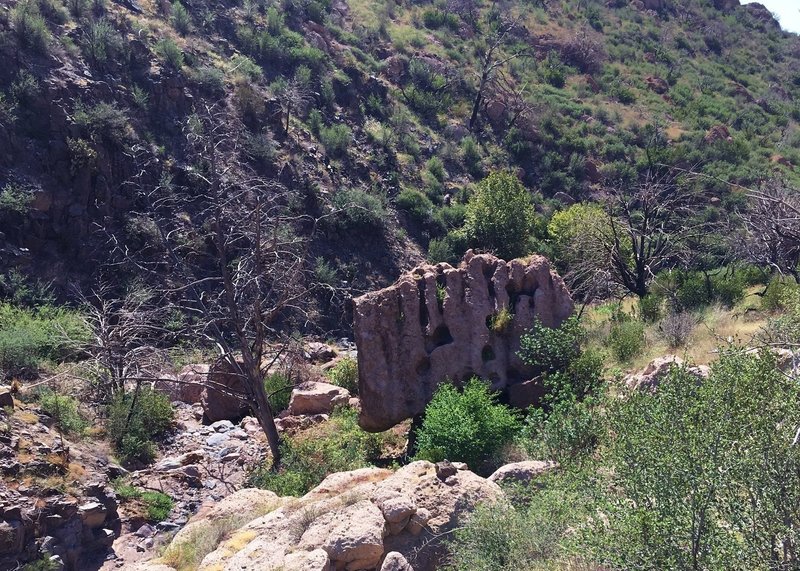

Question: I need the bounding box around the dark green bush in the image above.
[112,480,174,522]
[331,189,387,232]
[108,387,174,465]
[710,272,745,307]
[762,277,797,312]
[73,102,129,146]
[319,124,351,157]
[638,294,663,322]
[171,2,191,35]
[156,38,184,70]
[81,18,123,68]
[519,316,583,373]
[264,372,291,413]
[415,378,521,473]
[12,2,51,55]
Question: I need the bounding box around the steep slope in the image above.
[0,0,798,318]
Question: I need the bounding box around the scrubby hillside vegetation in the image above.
[3,0,800,568]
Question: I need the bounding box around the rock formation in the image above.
[140,460,502,571]
[353,251,574,431]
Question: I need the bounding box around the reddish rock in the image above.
[645,76,669,94]
[704,124,733,144]
[353,251,573,431]
[287,382,350,416]
[201,360,249,422]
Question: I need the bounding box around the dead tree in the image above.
[113,104,327,469]
[739,184,800,283]
[277,75,313,135]
[468,15,529,131]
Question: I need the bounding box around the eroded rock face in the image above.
[155,461,501,571]
[353,251,573,431]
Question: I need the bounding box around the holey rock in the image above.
[353,251,573,431]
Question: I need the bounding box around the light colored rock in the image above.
[306,342,338,363]
[284,548,332,571]
[381,552,414,571]
[353,251,574,431]
[172,461,501,571]
[625,356,710,392]
[488,461,556,485]
[299,499,386,570]
[288,382,351,416]
[78,502,106,529]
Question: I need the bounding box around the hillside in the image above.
[1,0,799,311]
[4,0,800,569]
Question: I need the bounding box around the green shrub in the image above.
[762,277,797,312]
[0,303,88,374]
[248,407,387,496]
[326,357,358,395]
[415,378,521,473]
[710,272,745,307]
[264,372,291,413]
[331,189,386,232]
[171,2,191,35]
[141,491,174,522]
[108,387,173,465]
[637,294,663,322]
[189,66,225,94]
[73,102,129,146]
[81,18,123,68]
[112,479,174,522]
[38,390,87,435]
[319,124,351,157]
[608,320,645,362]
[462,171,536,260]
[12,2,51,55]
[461,136,482,175]
[156,38,184,69]
[519,316,583,373]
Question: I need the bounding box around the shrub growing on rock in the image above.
[462,171,536,260]
[415,378,521,473]
[38,389,87,435]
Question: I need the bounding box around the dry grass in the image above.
[584,291,770,373]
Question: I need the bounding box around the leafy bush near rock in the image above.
[108,387,174,465]
[264,372,292,413]
[112,480,174,522]
[38,389,87,435]
[248,407,391,496]
[415,378,521,473]
[325,357,358,395]
[608,319,645,363]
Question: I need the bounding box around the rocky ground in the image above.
[0,340,364,570]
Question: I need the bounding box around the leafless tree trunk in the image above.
[739,184,800,283]
[468,16,528,131]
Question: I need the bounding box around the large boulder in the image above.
[201,360,249,422]
[625,356,710,392]
[288,381,351,416]
[353,251,573,431]
[168,461,501,571]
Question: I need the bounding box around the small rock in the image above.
[488,461,556,485]
[0,387,14,409]
[135,524,155,538]
[210,420,234,433]
[435,461,457,481]
[381,552,414,571]
[206,433,229,447]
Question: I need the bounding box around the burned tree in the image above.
[739,184,800,282]
[113,105,326,468]
[468,15,529,131]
